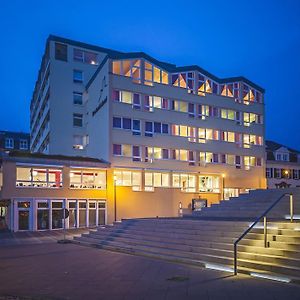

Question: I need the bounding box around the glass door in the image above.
[17,201,31,231]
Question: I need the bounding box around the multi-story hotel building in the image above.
[27,35,266,224]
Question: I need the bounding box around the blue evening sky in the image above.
[1,0,300,149]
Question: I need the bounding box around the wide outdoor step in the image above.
[74,235,300,279]
[84,231,300,260]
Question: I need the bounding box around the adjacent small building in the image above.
[266,140,300,188]
[0,131,30,152]
[0,151,109,231]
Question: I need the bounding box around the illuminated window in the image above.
[144,61,168,85]
[198,104,210,119]
[114,170,141,190]
[244,156,256,170]
[172,173,196,192]
[73,135,88,150]
[145,146,163,161]
[242,83,262,104]
[145,172,170,191]
[73,49,98,65]
[220,83,239,98]
[112,59,141,83]
[70,169,106,189]
[199,176,220,193]
[16,167,62,188]
[198,74,214,95]
[112,144,141,161]
[198,128,218,143]
[172,73,187,89]
[199,152,213,164]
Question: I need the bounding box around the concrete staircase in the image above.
[73,188,300,283]
[191,188,300,220]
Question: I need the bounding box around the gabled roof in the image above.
[48,35,265,93]
[266,140,300,154]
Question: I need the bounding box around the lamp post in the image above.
[222,174,226,200]
[113,175,117,222]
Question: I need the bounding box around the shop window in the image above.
[52,201,63,229]
[16,167,62,188]
[114,170,141,191]
[70,169,106,189]
[145,172,170,191]
[199,176,220,193]
[172,173,196,192]
[37,202,49,230]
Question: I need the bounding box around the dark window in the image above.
[162,149,169,159]
[213,153,219,163]
[73,70,83,83]
[133,93,141,109]
[55,43,68,61]
[162,124,169,134]
[73,113,83,127]
[132,120,140,135]
[73,92,83,105]
[132,146,140,161]
[221,154,226,164]
[113,117,122,128]
[123,118,131,130]
[112,90,120,101]
[162,98,168,109]
[113,144,121,155]
[256,157,262,166]
[154,122,161,133]
[188,103,194,117]
[145,122,153,137]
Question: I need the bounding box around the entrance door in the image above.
[18,211,29,230]
[98,202,106,225]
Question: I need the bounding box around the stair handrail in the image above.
[233,192,294,275]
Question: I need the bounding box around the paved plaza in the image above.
[0,235,300,300]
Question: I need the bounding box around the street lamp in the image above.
[222,174,226,200]
[113,175,117,222]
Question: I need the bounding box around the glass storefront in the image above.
[15,199,106,231]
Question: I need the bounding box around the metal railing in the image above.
[233,193,294,275]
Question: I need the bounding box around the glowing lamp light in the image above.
[70,173,74,178]
[32,170,38,176]
[222,174,226,178]
[284,170,289,175]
